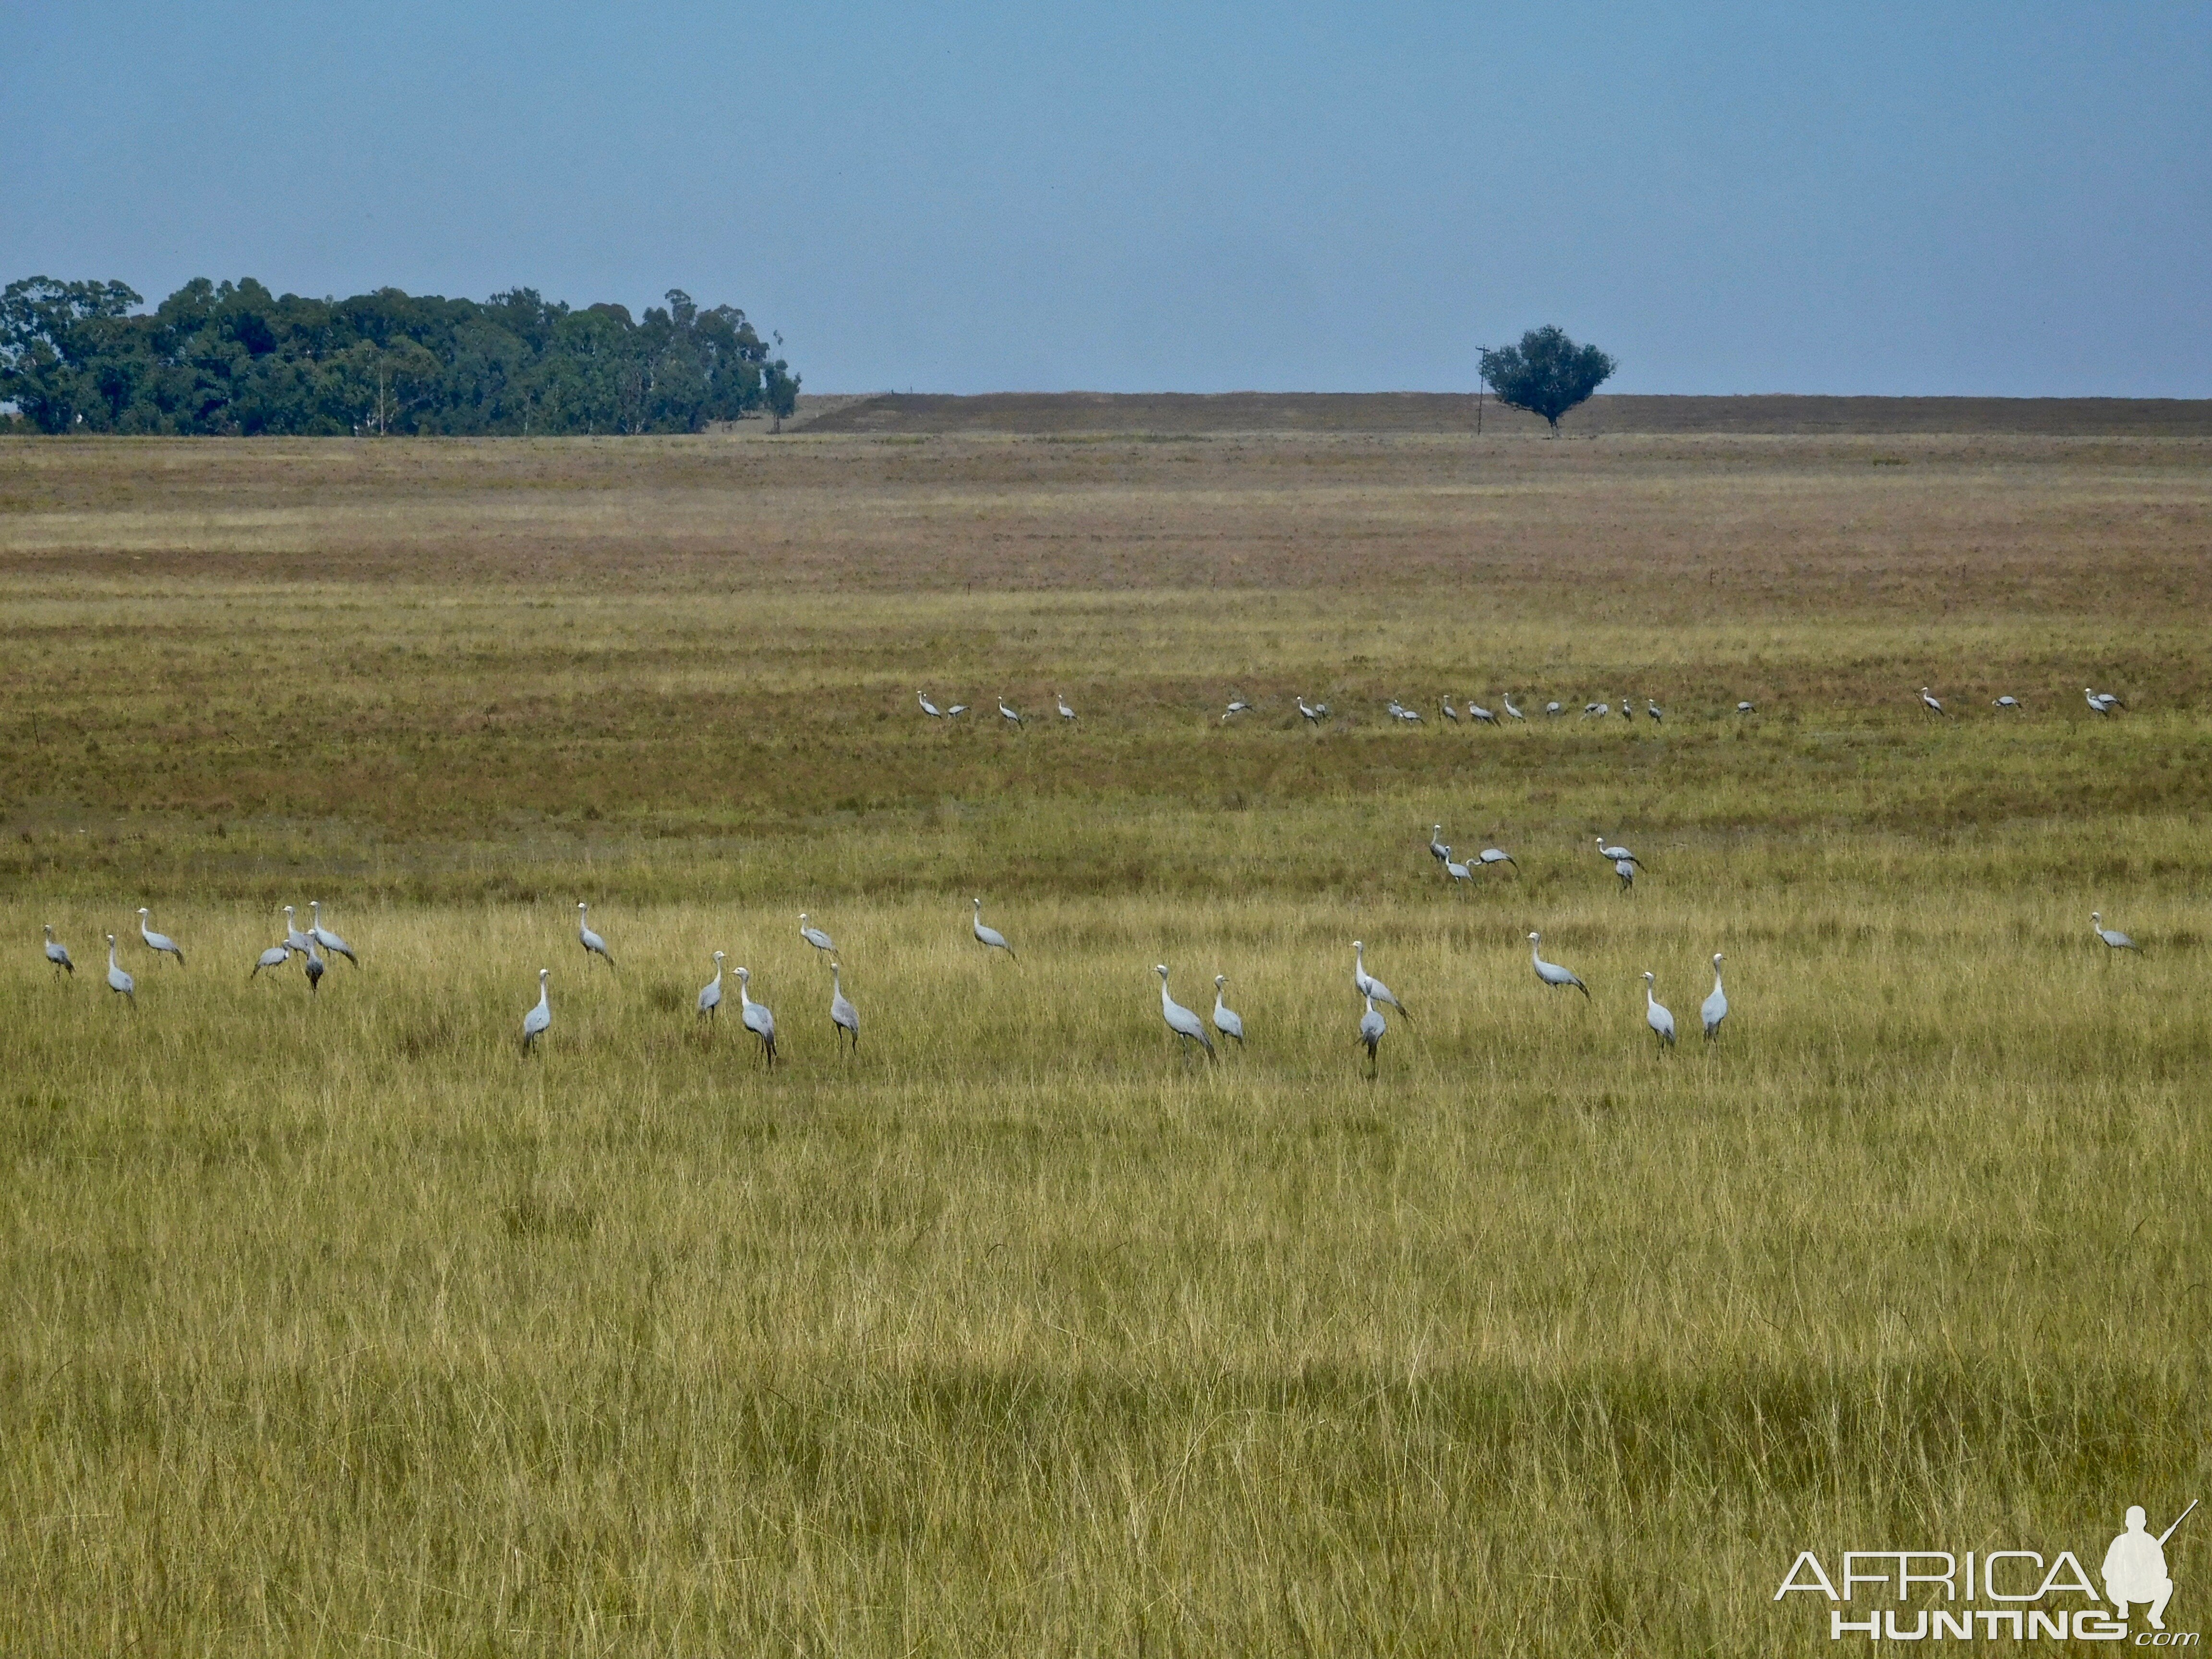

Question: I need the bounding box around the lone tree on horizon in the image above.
[1479,326,1617,434]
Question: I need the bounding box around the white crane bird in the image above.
[137,907,184,967]
[1477,846,1517,872]
[1701,953,1729,1040]
[735,966,777,1066]
[1993,696,2022,711]
[1223,697,1253,722]
[1056,693,1076,722]
[577,902,615,969]
[946,701,970,718]
[1154,965,1214,1059]
[308,901,356,965]
[251,942,292,979]
[43,924,73,976]
[798,913,836,955]
[1467,699,1498,725]
[1212,974,1243,1047]
[522,968,551,1051]
[1583,702,1609,720]
[1429,824,1450,866]
[1528,932,1588,999]
[1642,972,1676,1048]
[1352,941,1412,1021]
[1359,996,1386,1074]
[698,951,725,1021]
[302,938,326,995]
[1545,700,1563,716]
[1646,699,1663,722]
[1737,701,1755,714]
[998,697,1024,727]
[1918,687,1950,718]
[971,897,1016,960]
[282,905,314,957]
[1296,697,1327,724]
[1614,856,1636,891]
[917,691,945,718]
[830,963,859,1051]
[1502,693,1526,721]
[2085,688,2122,715]
[1443,848,1475,889]
[2091,912,2142,954]
[1439,697,1460,723]
[105,934,134,1003]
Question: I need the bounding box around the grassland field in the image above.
[1,423,2209,1655]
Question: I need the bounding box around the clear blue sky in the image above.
[6,2,2207,395]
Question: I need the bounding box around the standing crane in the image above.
[735,967,778,1067]
[302,938,326,995]
[308,901,357,965]
[1528,932,1588,998]
[1212,974,1244,1047]
[1154,965,1214,1059]
[1467,699,1498,726]
[577,902,616,969]
[1701,953,1729,1040]
[972,897,1016,960]
[1646,699,1663,723]
[1595,837,1643,869]
[282,906,314,957]
[698,951,724,1022]
[798,913,837,956]
[1296,697,1327,725]
[1642,972,1676,1048]
[1993,696,2022,711]
[2091,913,2142,954]
[1352,941,1412,1021]
[1429,825,1450,866]
[1056,693,1077,722]
[998,697,1024,727]
[1439,697,1460,723]
[830,963,859,1051]
[917,691,945,718]
[522,968,551,1052]
[1359,996,1386,1075]
[1614,856,1636,891]
[137,907,184,967]
[1502,693,1526,722]
[251,941,292,980]
[43,924,73,977]
[1919,687,1950,718]
[1443,848,1475,890]
[105,934,134,1004]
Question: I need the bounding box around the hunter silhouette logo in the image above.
[1776,1498,2198,1642]
[2107,1501,2192,1631]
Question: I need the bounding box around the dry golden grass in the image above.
[0,430,2208,1654]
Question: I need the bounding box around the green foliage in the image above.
[0,276,799,435]
[1480,325,1617,432]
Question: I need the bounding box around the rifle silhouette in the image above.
[2158,1499,2199,1548]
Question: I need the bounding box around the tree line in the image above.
[0,276,800,436]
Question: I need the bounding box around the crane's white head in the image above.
[1215,974,1226,988]
[1353,940,1364,954]
[1712,952,1724,966]
[1643,971,1655,985]
[139,907,150,919]
[539,967,549,983]
[107,932,117,945]
[2091,913,2102,925]
[799,913,809,924]
[712,950,725,963]
[972,897,983,909]
[1528,932,1541,943]
[736,966,750,983]
[44,923,54,937]
[1155,964,1169,978]
[577,901,588,914]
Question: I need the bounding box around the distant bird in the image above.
[1737,701,1755,714]
[1352,940,1411,1021]
[1223,697,1253,722]
[308,901,356,965]
[1584,702,1609,720]
[1919,687,1949,718]
[798,913,836,955]
[522,968,551,1051]
[1390,701,1423,724]
[1056,693,1077,721]
[2091,912,2142,954]
[137,907,184,967]
[282,905,314,957]
[2086,687,2122,715]
[1993,696,2023,711]
[735,966,777,1066]
[917,691,944,718]
[1595,837,1643,869]
[971,897,1016,960]
[1439,697,1460,723]
[946,702,970,718]
[302,938,326,995]
[1155,965,1214,1059]
[1619,698,1634,723]
[830,963,859,1051]
[1430,824,1450,866]
[1296,696,1327,724]
[105,934,134,1003]
[1545,701,1563,717]
[251,942,291,980]
[1614,856,1636,891]
[1646,699,1663,722]
[1642,972,1676,1048]
[43,924,73,976]
[1477,846,1517,872]
[698,951,725,1021]
[1528,932,1588,998]
[1359,995,1386,1073]
[998,697,1024,727]
[1467,700,1498,726]
[1502,693,1526,721]
[1700,953,1729,1039]
[576,902,615,969]
[1444,848,1475,889]
[1212,974,1244,1047]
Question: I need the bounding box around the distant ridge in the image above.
[801,391,2212,437]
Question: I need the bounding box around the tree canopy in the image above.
[1479,326,1616,433]
[0,276,798,435]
